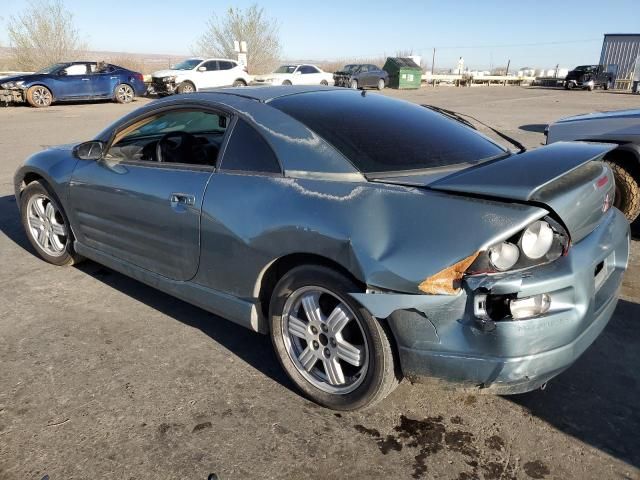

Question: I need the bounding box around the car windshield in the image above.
[274,65,297,74]
[35,63,69,74]
[270,90,506,174]
[575,65,597,72]
[172,59,202,70]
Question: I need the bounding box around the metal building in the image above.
[599,33,640,90]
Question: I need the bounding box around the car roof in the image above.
[196,85,337,102]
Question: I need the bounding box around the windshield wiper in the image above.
[422,105,527,153]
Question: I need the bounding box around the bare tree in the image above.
[195,4,281,74]
[7,0,86,71]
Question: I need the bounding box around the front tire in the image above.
[232,79,247,87]
[607,161,640,222]
[320,80,328,86]
[20,181,82,266]
[114,83,134,103]
[377,78,385,90]
[177,81,195,94]
[269,265,399,410]
[26,85,53,107]
[350,79,359,90]
[282,80,292,86]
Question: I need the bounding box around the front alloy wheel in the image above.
[20,181,81,266]
[282,286,368,393]
[270,265,399,410]
[26,86,53,107]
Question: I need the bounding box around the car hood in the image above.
[0,73,41,85]
[255,73,293,80]
[555,109,640,124]
[152,69,190,78]
[372,141,617,242]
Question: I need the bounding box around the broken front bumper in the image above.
[0,88,24,104]
[351,208,630,394]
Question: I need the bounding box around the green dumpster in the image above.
[383,57,422,89]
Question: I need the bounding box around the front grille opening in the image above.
[594,261,604,277]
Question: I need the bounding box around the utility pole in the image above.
[505,59,511,76]
[431,48,436,86]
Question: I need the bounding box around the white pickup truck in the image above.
[151,58,251,94]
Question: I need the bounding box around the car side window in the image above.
[218,61,233,70]
[220,119,281,174]
[360,65,369,73]
[201,61,218,71]
[106,109,229,167]
[300,66,319,74]
[64,64,88,75]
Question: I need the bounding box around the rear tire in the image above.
[320,80,328,86]
[607,161,640,222]
[114,83,134,103]
[377,78,385,90]
[350,79,358,90]
[232,79,247,87]
[177,81,195,94]
[604,80,611,90]
[20,181,83,266]
[26,85,53,107]
[282,80,292,86]
[269,265,399,410]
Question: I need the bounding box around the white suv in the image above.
[151,58,250,95]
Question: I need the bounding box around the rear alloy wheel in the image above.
[377,78,385,90]
[115,83,134,103]
[350,79,359,90]
[26,86,53,107]
[282,80,292,86]
[20,181,82,266]
[177,82,195,94]
[320,80,329,86]
[232,79,247,87]
[607,161,640,222]
[270,265,399,410]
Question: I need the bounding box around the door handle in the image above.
[110,76,119,79]
[81,78,90,81]
[170,193,195,206]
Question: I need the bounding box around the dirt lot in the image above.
[1,86,639,480]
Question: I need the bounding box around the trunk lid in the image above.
[374,142,617,242]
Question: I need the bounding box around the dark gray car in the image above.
[546,108,640,222]
[333,64,388,90]
[14,86,629,410]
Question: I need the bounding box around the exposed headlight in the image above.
[163,76,176,83]
[510,293,551,319]
[520,220,554,259]
[488,242,520,271]
[1,80,24,89]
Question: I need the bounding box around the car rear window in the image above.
[269,90,505,174]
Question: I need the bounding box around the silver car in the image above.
[14,87,630,410]
[546,109,640,222]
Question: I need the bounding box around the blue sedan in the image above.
[0,61,146,107]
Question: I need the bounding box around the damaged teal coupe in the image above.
[14,86,630,410]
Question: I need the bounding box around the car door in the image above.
[299,65,321,85]
[198,60,220,89]
[90,63,119,98]
[358,65,372,87]
[54,63,93,98]
[217,61,236,85]
[68,106,231,281]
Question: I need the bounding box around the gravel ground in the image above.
[0,86,639,480]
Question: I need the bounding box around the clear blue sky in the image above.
[1,0,639,69]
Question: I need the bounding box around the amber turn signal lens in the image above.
[418,252,480,295]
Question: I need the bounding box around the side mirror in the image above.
[294,70,302,75]
[58,69,67,76]
[73,140,105,160]
[198,66,206,72]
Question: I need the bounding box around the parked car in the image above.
[546,109,640,222]
[251,64,333,86]
[333,64,388,90]
[564,65,614,91]
[0,61,146,107]
[14,86,629,410]
[151,58,250,95]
